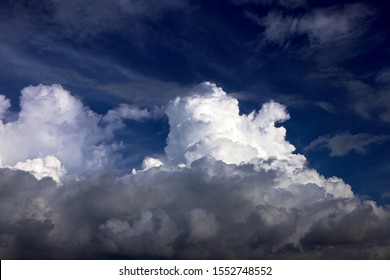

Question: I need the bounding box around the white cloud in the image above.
[0,84,157,183]
[162,82,353,199]
[165,82,295,166]
[13,155,66,185]
[141,157,164,170]
[103,103,164,134]
[305,132,390,156]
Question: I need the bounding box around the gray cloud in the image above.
[304,132,390,156]
[310,67,390,123]
[1,158,390,259]
[346,77,390,123]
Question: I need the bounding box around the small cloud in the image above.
[313,101,337,114]
[345,75,390,123]
[305,132,390,156]
[247,3,374,50]
[13,155,66,185]
[381,192,390,200]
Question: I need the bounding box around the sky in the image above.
[0,0,389,259]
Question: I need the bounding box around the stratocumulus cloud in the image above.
[0,82,389,259]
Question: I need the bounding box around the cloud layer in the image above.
[1,82,389,259]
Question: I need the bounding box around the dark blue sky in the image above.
[1,0,389,202]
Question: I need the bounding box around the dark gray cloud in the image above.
[1,158,390,259]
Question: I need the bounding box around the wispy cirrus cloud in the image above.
[247,3,374,48]
[0,0,191,43]
[310,67,390,123]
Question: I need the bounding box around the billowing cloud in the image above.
[165,82,294,165]
[305,132,390,156]
[1,82,390,259]
[0,84,157,182]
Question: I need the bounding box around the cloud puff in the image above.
[305,132,390,156]
[0,84,156,182]
[1,82,389,259]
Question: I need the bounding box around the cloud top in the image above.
[165,82,294,166]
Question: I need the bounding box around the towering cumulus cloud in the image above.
[1,83,389,259]
[165,82,294,165]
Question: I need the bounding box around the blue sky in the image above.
[1,0,390,259]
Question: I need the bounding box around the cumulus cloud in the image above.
[1,82,390,259]
[305,132,390,156]
[164,82,294,166]
[0,84,157,182]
